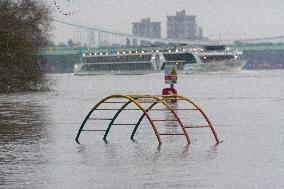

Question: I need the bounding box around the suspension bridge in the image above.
[51,18,284,48]
[52,18,211,47]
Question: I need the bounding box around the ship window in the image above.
[81,62,152,71]
[199,55,234,63]
[163,53,197,63]
[203,45,226,51]
[82,54,153,63]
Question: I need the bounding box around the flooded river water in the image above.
[1,71,284,188]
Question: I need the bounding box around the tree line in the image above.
[0,0,51,93]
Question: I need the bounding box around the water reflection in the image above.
[0,94,49,188]
[206,144,219,160]
[0,96,48,144]
[163,103,178,140]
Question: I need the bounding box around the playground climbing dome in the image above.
[75,94,220,145]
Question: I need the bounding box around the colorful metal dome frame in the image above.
[75,94,220,145]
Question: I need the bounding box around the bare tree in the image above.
[0,0,51,92]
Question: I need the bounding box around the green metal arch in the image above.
[75,94,162,144]
[130,101,158,141]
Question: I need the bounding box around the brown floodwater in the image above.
[1,71,284,188]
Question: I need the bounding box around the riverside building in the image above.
[167,10,203,40]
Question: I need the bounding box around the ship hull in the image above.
[74,69,161,76]
[184,60,246,73]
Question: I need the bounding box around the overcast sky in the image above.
[49,0,284,43]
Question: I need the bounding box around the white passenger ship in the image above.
[74,45,245,75]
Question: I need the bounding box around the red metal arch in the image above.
[160,95,220,143]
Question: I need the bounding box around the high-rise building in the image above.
[87,31,97,47]
[167,10,202,40]
[132,18,161,39]
[198,27,203,39]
